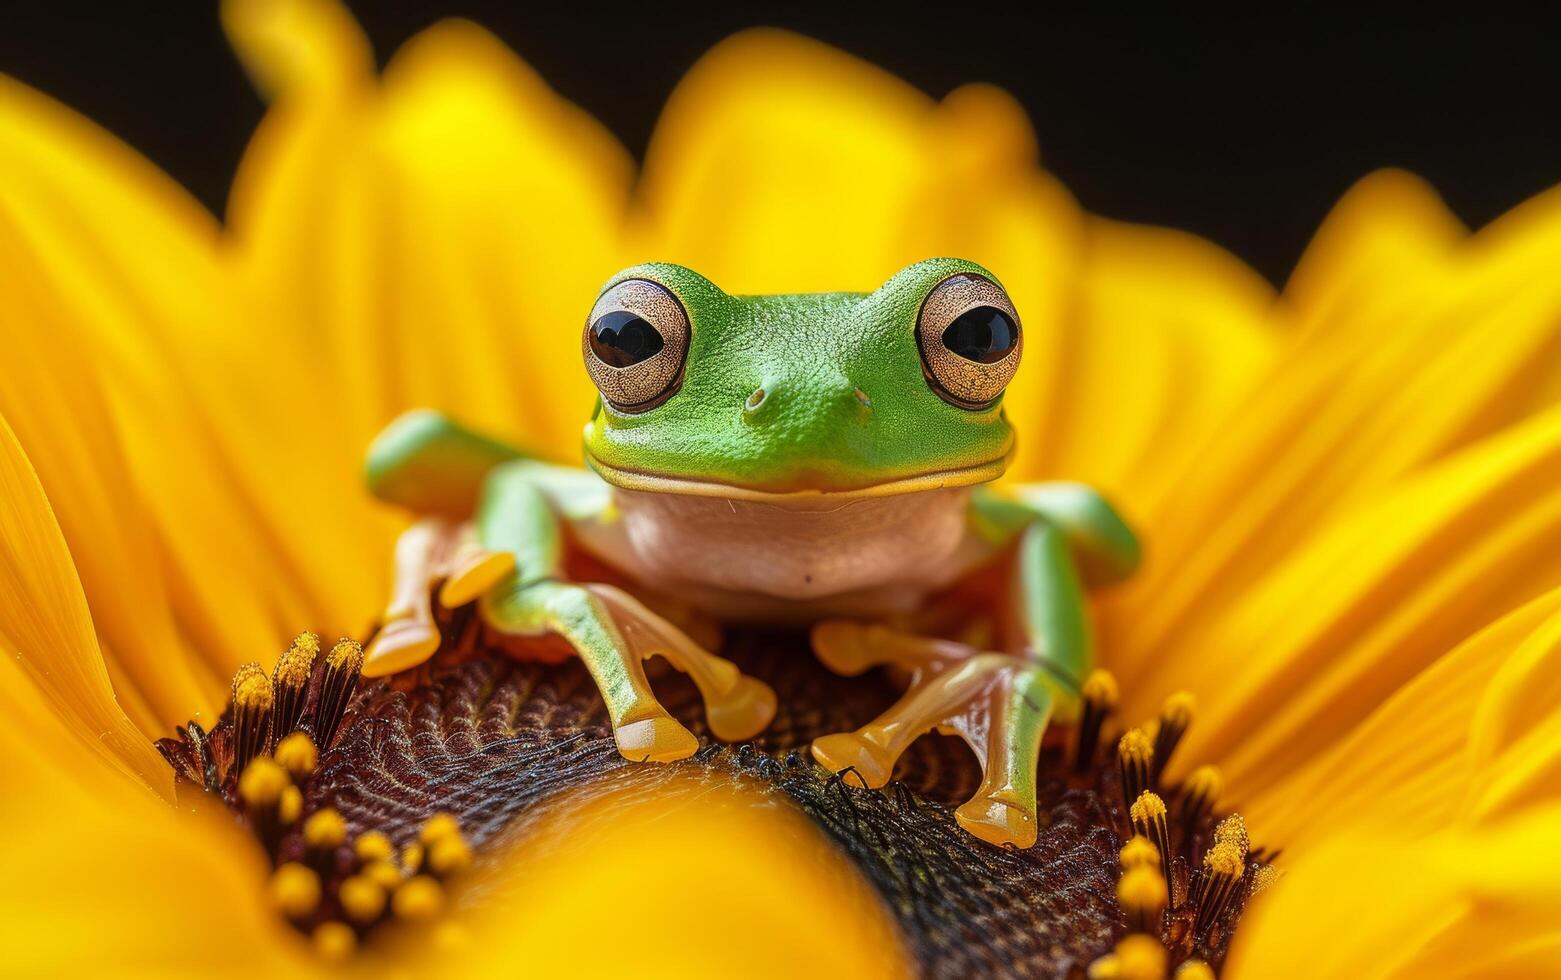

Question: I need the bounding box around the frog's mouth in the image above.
[582,451,1013,502]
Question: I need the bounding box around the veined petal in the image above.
[1146,405,1561,797]
[1114,175,1561,672]
[1244,588,1561,850]
[0,415,170,794]
[1227,805,1561,980]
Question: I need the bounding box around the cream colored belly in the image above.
[571,486,984,622]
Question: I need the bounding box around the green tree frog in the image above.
[361,258,1140,848]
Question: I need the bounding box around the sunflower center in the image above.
[158,614,1275,975]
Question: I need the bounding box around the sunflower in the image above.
[5,0,1561,976]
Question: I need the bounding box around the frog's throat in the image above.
[581,451,1013,502]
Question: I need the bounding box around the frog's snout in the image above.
[741,374,874,429]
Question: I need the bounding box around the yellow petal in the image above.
[222,0,373,102]
[1136,404,1561,798]
[1111,178,1561,638]
[0,414,170,794]
[433,773,911,978]
[369,18,632,456]
[1227,806,1561,979]
[1284,168,1466,334]
[634,28,956,293]
[1010,218,1278,509]
[1244,587,1561,850]
[0,655,317,975]
[0,76,320,723]
[1461,595,1561,823]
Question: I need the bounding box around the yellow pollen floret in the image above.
[1119,835,1160,870]
[428,835,474,876]
[419,812,462,846]
[274,732,318,780]
[1082,669,1119,708]
[1088,934,1167,980]
[328,637,364,671]
[339,874,388,924]
[303,808,348,849]
[232,662,274,710]
[1174,960,1215,980]
[274,642,316,689]
[293,631,322,657]
[1160,691,1195,727]
[362,859,405,892]
[238,757,288,807]
[354,831,394,865]
[312,921,356,962]
[1203,840,1245,878]
[279,785,303,825]
[1213,813,1250,856]
[1185,764,1222,800]
[1129,791,1167,824]
[393,876,446,921]
[1116,865,1168,914]
[269,862,321,919]
[1118,728,1153,764]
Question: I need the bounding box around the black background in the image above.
[3,4,1557,285]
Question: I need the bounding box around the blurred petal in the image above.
[222,0,372,101]
[440,774,910,979]
[635,28,960,293]
[370,18,632,454]
[1284,168,1466,333]
[0,75,322,724]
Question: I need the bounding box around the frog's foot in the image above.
[484,579,778,762]
[809,620,1060,848]
[364,519,516,677]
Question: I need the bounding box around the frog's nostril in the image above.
[743,387,769,417]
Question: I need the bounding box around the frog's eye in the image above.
[582,279,691,411]
[916,272,1023,408]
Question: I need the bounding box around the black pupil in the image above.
[590,311,664,368]
[941,306,1017,364]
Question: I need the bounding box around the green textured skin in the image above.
[582,258,1015,493]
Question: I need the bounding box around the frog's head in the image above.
[579,258,1021,498]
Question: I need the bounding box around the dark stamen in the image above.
[231,662,274,777]
[272,632,319,738]
[312,638,363,748]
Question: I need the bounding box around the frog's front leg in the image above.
[810,519,1094,848]
[408,461,778,761]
